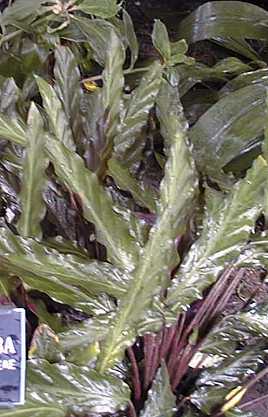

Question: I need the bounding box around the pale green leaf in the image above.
[123,10,139,69]
[45,138,139,271]
[0,401,66,417]
[17,103,48,239]
[0,113,27,145]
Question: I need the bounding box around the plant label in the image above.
[0,308,26,406]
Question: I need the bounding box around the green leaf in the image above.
[0,113,27,145]
[98,77,197,372]
[17,103,48,239]
[0,401,66,417]
[178,1,268,44]
[26,359,130,414]
[0,227,128,312]
[191,347,264,415]
[123,10,139,69]
[140,363,176,417]
[1,0,45,26]
[221,68,268,95]
[35,76,75,150]
[113,61,162,161]
[108,158,157,212]
[54,46,83,144]
[166,156,267,317]
[45,138,139,271]
[190,85,267,181]
[152,20,171,62]
[78,0,121,18]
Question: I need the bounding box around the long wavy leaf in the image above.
[98,77,197,371]
[17,103,48,239]
[0,227,128,312]
[166,156,267,317]
[45,138,139,271]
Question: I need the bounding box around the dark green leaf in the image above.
[221,68,268,95]
[178,1,268,44]
[17,103,48,239]
[190,85,267,181]
[140,363,176,417]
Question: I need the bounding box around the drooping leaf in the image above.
[140,363,176,417]
[35,76,75,150]
[98,76,197,372]
[166,156,267,317]
[189,85,267,181]
[17,103,48,239]
[45,137,139,271]
[1,0,45,26]
[122,10,139,69]
[78,0,121,18]
[113,61,162,161]
[0,113,27,145]
[0,227,128,312]
[221,68,268,95]
[108,158,157,212]
[177,1,268,45]
[26,359,130,415]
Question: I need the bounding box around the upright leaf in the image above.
[98,77,197,371]
[17,103,48,239]
[113,61,162,161]
[54,46,83,144]
[140,363,176,417]
[123,10,139,69]
[45,138,139,271]
[166,156,267,317]
[0,113,27,145]
[152,20,171,63]
[35,77,74,150]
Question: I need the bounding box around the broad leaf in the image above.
[17,103,48,239]
[140,363,176,417]
[78,0,121,18]
[98,77,197,371]
[221,68,268,94]
[178,2,268,44]
[0,227,128,312]
[190,85,267,181]
[26,359,130,414]
[166,156,267,317]
[35,76,74,150]
[45,138,139,271]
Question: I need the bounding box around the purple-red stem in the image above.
[127,347,142,401]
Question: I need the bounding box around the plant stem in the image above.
[240,393,268,410]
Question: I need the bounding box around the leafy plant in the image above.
[0,1,268,417]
